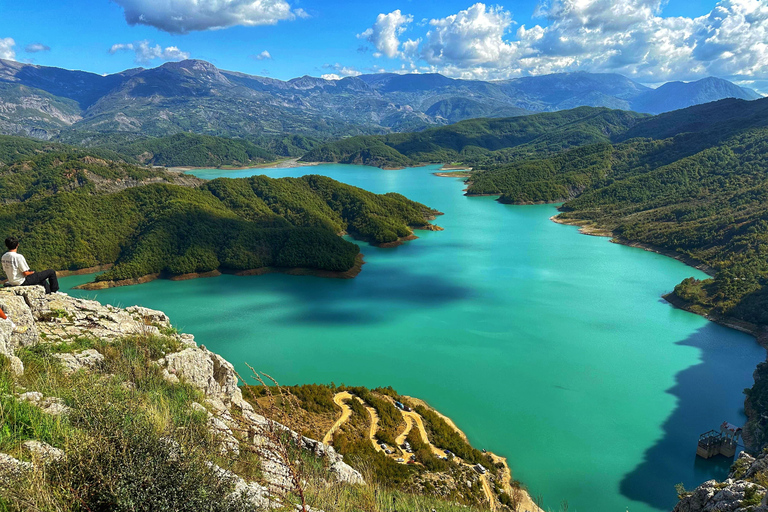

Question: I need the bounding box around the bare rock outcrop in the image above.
[0,282,364,506]
[22,440,64,463]
[54,349,104,373]
[674,453,768,512]
[159,347,243,405]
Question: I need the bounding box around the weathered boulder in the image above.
[159,348,242,405]
[0,453,33,485]
[191,402,240,455]
[126,305,170,326]
[674,479,767,512]
[18,391,69,416]
[53,349,105,373]
[208,462,278,509]
[0,290,39,348]
[329,461,365,485]
[22,440,63,463]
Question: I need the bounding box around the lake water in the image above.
[61,164,765,512]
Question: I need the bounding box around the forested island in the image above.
[0,137,440,288]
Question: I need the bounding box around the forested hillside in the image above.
[103,133,275,167]
[461,98,768,330]
[301,108,647,168]
[0,150,439,286]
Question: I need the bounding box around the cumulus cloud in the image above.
[422,3,517,68]
[109,40,190,64]
[25,43,50,53]
[322,63,362,77]
[0,38,15,61]
[364,0,768,83]
[357,9,413,58]
[252,50,272,60]
[112,0,303,34]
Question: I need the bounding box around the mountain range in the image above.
[0,58,762,141]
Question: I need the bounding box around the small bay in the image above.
[62,164,764,512]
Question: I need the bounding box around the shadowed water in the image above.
[61,164,765,512]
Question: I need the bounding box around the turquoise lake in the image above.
[61,163,765,512]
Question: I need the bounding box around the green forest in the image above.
[301,108,646,168]
[0,143,439,284]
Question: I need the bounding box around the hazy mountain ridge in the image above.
[0,59,761,140]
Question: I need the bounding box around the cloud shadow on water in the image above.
[273,265,475,326]
[619,322,764,510]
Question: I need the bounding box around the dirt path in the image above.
[363,402,382,452]
[322,391,355,445]
[324,392,382,452]
[395,412,415,447]
[402,396,544,512]
[480,474,497,511]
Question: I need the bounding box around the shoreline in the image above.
[549,212,768,451]
[73,254,366,290]
[169,157,323,173]
[402,395,544,512]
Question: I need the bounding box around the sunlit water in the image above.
[62,164,764,512]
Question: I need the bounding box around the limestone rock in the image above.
[674,479,767,512]
[18,391,43,403]
[179,333,197,348]
[329,461,365,485]
[208,462,279,510]
[53,349,104,373]
[0,291,39,348]
[160,348,242,405]
[39,396,70,416]
[126,305,170,326]
[0,453,33,484]
[8,355,23,376]
[22,440,63,463]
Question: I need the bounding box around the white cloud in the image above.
[109,40,190,64]
[422,3,517,68]
[364,0,768,83]
[252,50,272,60]
[357,9,413,58]
[112,0,303,34]
[0,38,15,61]
[322,63,362,77]
[25,43,50,53]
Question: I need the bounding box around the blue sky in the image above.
[2,0,767,91]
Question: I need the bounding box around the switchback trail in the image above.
[324,392,382,452]
[322,391,355,445]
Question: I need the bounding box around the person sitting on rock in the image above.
[1,237,60,294]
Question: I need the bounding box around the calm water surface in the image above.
[62,164,764,512]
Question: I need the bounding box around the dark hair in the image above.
[5,237,18,250]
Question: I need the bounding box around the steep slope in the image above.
[1,59,762,140]
[631,77,762,114]
[301,107,647,167]
[460,97,768,336]
[0,83,82,139]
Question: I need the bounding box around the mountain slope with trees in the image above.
[0,144,439,286]
[0,59,760,140]
[301,107,647,168]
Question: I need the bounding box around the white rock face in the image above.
[675,453,768,512]
[0,291,39,349]
[159,348,243,405]
[53,349,105,373]
[0,453,33,484]
[22,440,64,463]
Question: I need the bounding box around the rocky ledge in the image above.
[0,285,363,509]
[675,452,768,512]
